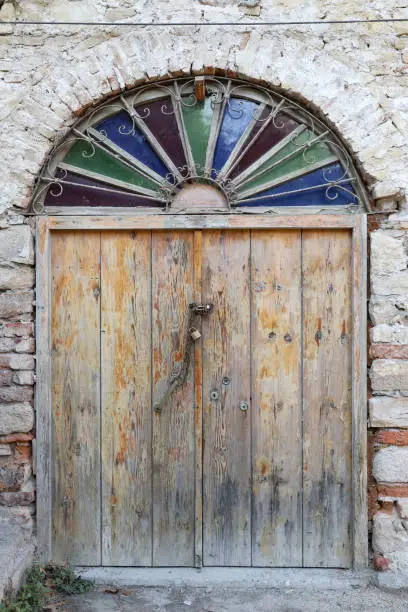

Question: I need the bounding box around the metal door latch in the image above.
[190,303,213,315]
[154,302,214,414]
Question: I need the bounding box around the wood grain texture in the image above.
[48,214,360,232]
[302,229,352,568]
[251,230,302,567]
[152,231,195,566]
[101,231,152,566]
[36,218,52,562]
[352,216,368,568]
[51,231,101,565]
[193,231,204,569]
[202,230,251,566]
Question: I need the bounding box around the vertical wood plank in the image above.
[101,231,152,566]
[352,216,368,567]
[202,230,251,566]
[152,231,195,566]
[51,231,101,565]
[302,229,352,568]
[193,231,203,569]
[36,218,52,563]
[251,230,302,567]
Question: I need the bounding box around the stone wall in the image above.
[369,212,408,580]
[1,0,408,595]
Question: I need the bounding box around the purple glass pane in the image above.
[229,110,299,179]
[138,99,186,169]
[237,163,357,207]
[44,170,162,208]
[96,111,168,177]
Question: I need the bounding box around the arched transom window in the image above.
[30,77,368,213]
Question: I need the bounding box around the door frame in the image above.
[35,213,367,568]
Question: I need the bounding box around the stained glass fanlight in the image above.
[30,77,368,213]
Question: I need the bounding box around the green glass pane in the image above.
[182,97,214,168]
[64,140,159,192]
[238,130,334,193]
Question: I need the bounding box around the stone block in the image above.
[0,338,14,353]
[370,397,408,427]
[0,506,34,600]
[0,369,12,386]
[370,230,407,277]
[0,354,34,371]
[0,226,34,265]
[14,338,34,354]
[0,387,33,403]
[3,322,34,338]
[370,296,408,326]
[0,291,33,319]
[0,265,34,291]
[0,445,11,456]
[371,272,408,297]
[371,324,408,345]
[0,403,34,435]
[0,491,35,506]
[370,360,408,392]
[12,371,35,386]
[396,499,408,519]
[373,447,408,482]
[373,510,408,554]
[0,464,26,493]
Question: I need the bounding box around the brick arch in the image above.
[1,28,405,212]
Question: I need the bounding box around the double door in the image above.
[51,228,352,567]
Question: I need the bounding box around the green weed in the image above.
[0,563,93,610]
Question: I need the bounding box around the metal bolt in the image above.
[210,390,219,401]
[240,401,249,412]
[222,376,231,386]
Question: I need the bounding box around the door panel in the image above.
[151,231,196,566]
[302,230,352,567]
[251,230,302,567]
[101,231,152,566]
[202,230,251,566]
[51,231,101,564]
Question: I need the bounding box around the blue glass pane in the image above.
[238,163,357,207]
[96,111,168,177]
[213,99,260,171]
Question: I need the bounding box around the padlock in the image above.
[190,327,201,341]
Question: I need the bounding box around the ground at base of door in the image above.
[52,583,408,611]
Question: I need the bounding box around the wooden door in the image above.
[50,228,353,568]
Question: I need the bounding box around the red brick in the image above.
[368,431,379,519]
[377,483,408,497]
[368,213,390,232]
[370,344,408,360]
[378,500,394,514]
[374,429,408,446]
[374,555,392,571]
[0,433,34,443]
[15,444,31,461]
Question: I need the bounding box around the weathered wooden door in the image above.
[50,228,352,568]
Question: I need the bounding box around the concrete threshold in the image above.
[76,567,378,590]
